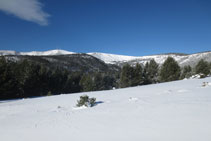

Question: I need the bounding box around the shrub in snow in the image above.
[76,95,96,107]
[202,82,209,87]
[89,97,96,106]
[47,91,52,96]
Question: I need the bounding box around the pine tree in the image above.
[79,74,95,92]
[195,59,210,77]
[102,74,115,90]
[131,63,143,86]
[93,73,104,90]
[180,65,192,79]
[143,59,159,84]
[64,72,82,93]
[119,64,134,88]
[159,57,181,82]
[119,63,143,88]
[209,62,211,74]
[0,57,19,99]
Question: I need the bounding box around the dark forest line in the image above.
[0,56,210,100]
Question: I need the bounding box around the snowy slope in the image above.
[89,52,211,66]
[87,52,139,64]
[1,77,211,141]
[88,52,183,64]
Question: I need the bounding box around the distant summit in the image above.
[0,49,75,56]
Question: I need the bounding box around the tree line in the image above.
[119,57,211,88]
[0,57,116,100]
[0,56,211,100]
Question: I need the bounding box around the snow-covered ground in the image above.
[0,77,211,141]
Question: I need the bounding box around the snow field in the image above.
[0,77,211,141]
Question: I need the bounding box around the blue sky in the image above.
[0,0,210,56]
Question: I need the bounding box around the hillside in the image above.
[0,77,211,141]
[89,51,211,67]
[3,54,120,73]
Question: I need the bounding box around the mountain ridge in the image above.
[1,49,211,67]
[1,49,211,57]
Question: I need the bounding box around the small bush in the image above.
[76,95,96,107]
[202,82,209,87]
[47,91,52,96]
[89,97,96,107]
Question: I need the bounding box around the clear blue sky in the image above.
[0,0,210,56]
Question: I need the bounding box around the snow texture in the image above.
[1,77,211,141]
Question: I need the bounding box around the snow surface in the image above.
[1,77,211,141]
[87,52,139,64]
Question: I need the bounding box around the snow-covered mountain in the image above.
[89,51,211,67]
[1,49,211,67]
[21,49,75,56]
[0,50,20,56]
[1,77,211,141]
[0,49,75,56]
[87,52,140,63]
[88,52,185,64]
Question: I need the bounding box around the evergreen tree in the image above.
[16,60,44,97]
[119,64,134,88]
[64,72,82,93]
[209,62,211,74]
[79,74,95,92]
[0,57,19,99]
[131,63,143,86]
[101,74,115,90]
[143,59,159,84]
[93,73,104,90]
[180,65,192,79]
[79,72,115,92]
[159,57,181,82]
[195,59,210,77]
[49,68,66,94]
[119,63,143,88]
